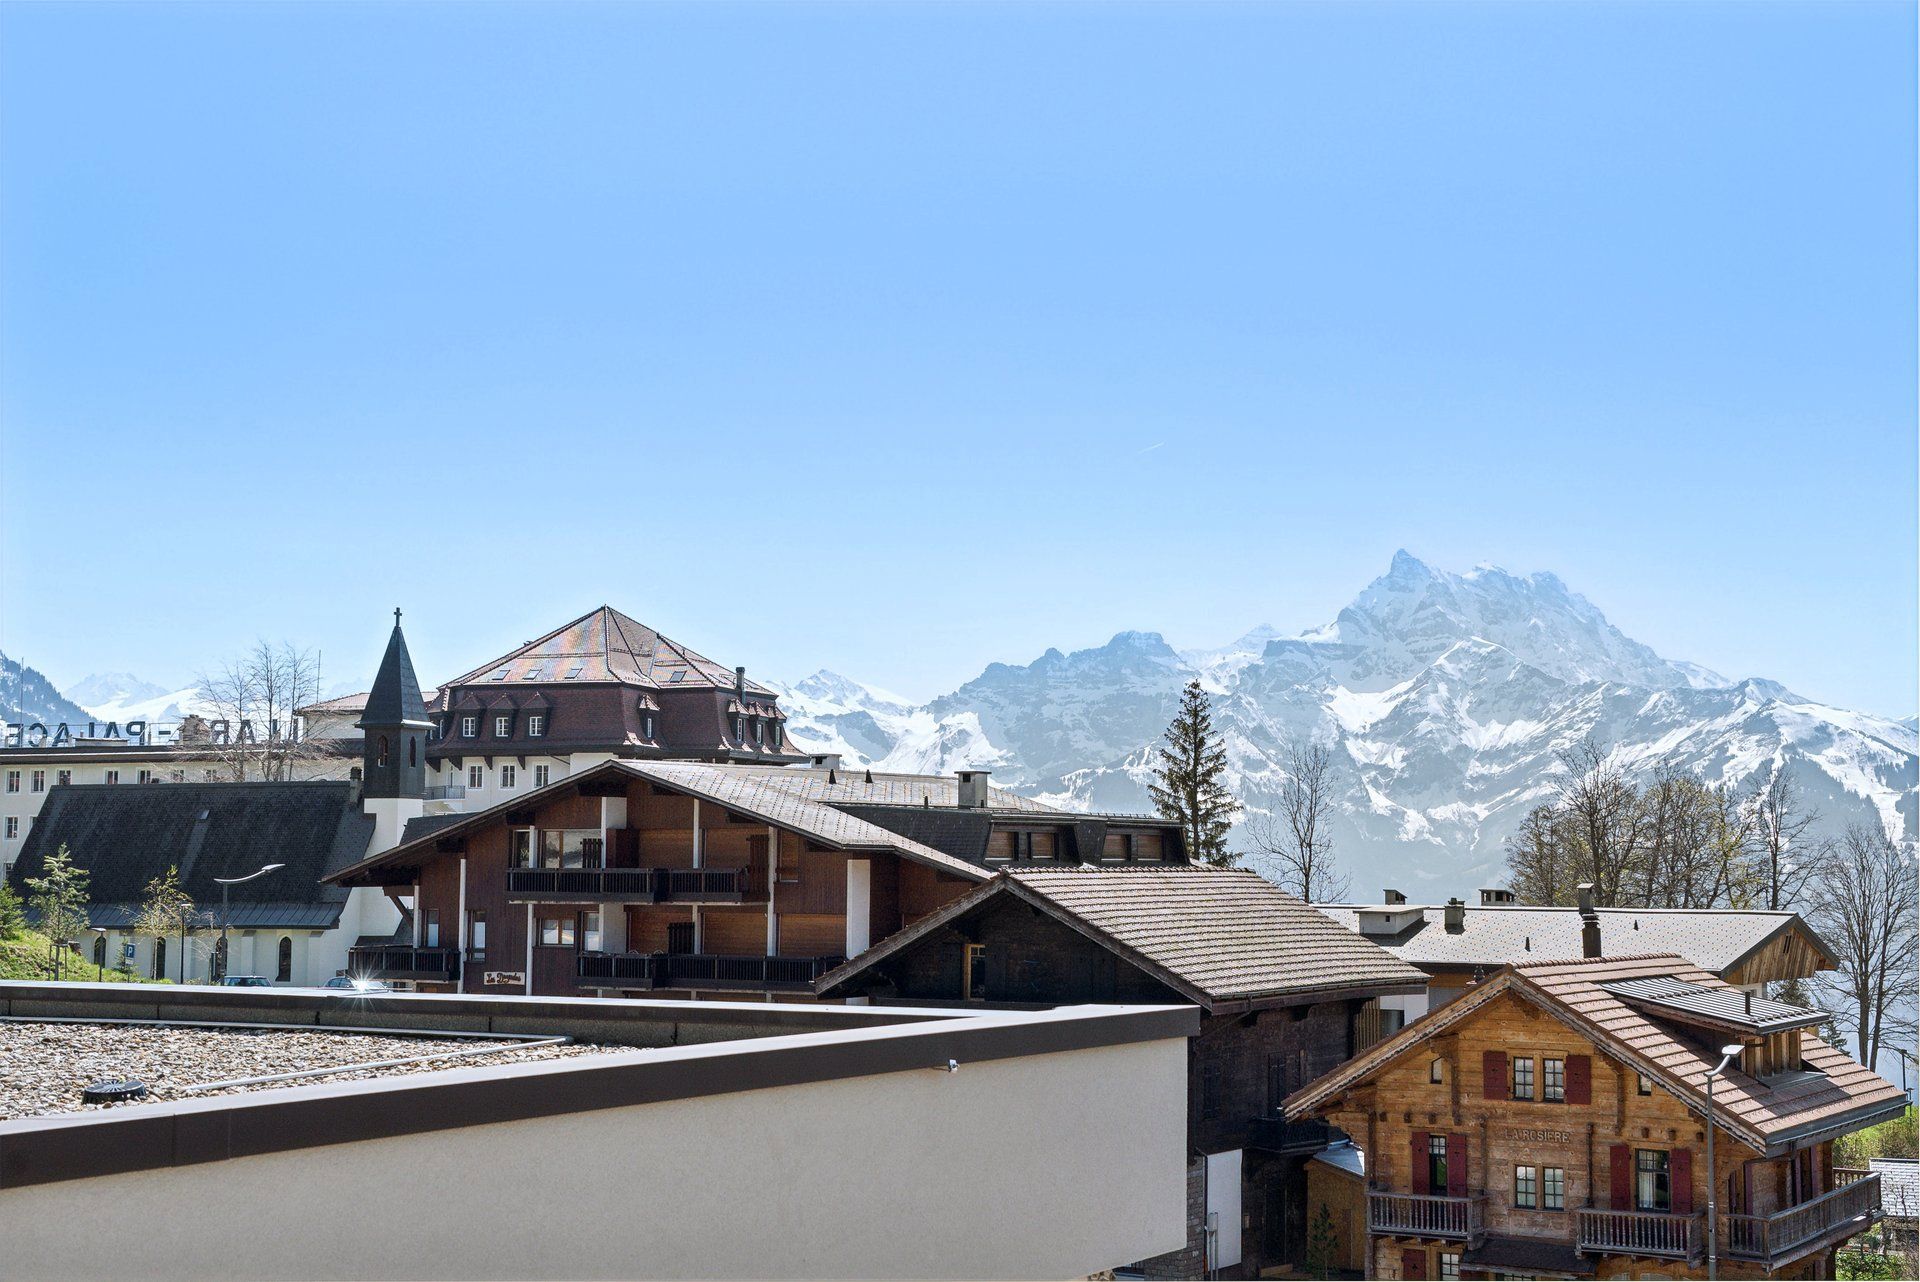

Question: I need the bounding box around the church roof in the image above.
[359,613,431,729]
[440,606,775,695]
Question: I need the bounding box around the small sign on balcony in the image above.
[484,971,526,986]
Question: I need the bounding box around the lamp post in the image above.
[212,863,284,982]
[1706,1042,1744,1282]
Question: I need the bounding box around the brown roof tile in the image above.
[441,607,776,694]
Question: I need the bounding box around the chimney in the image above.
[1576,881,1601,958]
[735,665,746,700]
[1384,888,1406,906]
[810,753,843,773]
[1443,897,1466,933]
[956,770,991,809]
[1480,887,1516,906]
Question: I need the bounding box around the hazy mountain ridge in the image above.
[771,552,1916,893]
[1,654,92,726]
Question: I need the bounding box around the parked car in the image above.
[318,976,392,994]
[221,975,273,987]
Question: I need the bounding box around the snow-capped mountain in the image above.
[66,672,209,724]
[780,552,1916,894]
[0,654,91,726]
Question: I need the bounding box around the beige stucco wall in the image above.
[0,1036,1188,1280]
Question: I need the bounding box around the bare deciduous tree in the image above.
[1808,824,1918,1073]
[1247,739,1349,902]
[196,640,327,782]
[1749,763,1825,911]
[1553,739,1648,907]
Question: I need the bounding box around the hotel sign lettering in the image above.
[2,719,300,750]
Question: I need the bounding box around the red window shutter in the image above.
[1670,1147,1694,1215]
[1482,1049,1508,1100]
[1447,1133,1469,1197]
[1411,1131,1432,1195]
[1402,1247,1428,1279]
[1610,1143,1632,1209]
[1565,1054,1591,1105]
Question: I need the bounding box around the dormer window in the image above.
[494,714,511,737]
[642,714,656,740]
[753,718,765,746]
[527,714,545,737]
[734,715,746,741]
[460,715,478,738]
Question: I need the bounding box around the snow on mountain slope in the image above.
[1,654,91,726]
[62,671,211,724]
[777,552,1916,895]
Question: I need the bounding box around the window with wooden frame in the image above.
[533,764,550,787]
[494,714,511,737]
[1636,1071,1655,1096]
[500,765,516,788]
[1427,1134,1449,1193]
[527,714,544,737]
[104,769,120,785]
[468,764,484,789]
[468,911,487,959]
[1543,1166,1566,1210]
[1429,1057,1445,1084]
[582,910,602,953]
[509,828,534,869]
[962,943,987,1001]
[1438,1253,1460,1281]
[1511,1055,1535,1100]
[3,771,16,793]
[538,916,576,947]
[30,770,44,793]
[1634,1149,1671,1212]
[422,910,440,947]
[1514,1165,1538,1209]
[1543,1057,1566,1102]
[460,715,478,738]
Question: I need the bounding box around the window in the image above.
[377,735,389,768]
[3,818,16,840]
[170,770,184,783]
[1428,1134,1449,1194]
[30,770,44,793]
[1544,1057,1566,1103]
[1637,1072,1655,1096]
[494,715,511,737]
[533,765,550,788]
[468,764,484,789]
[1543,1166,1566,1211]
[105,769,120,785]
[583,910,602,953]
[1514,1165,1538,1209]
[490,667,510,682]
[460,716,478,738]
[137,769,154,785]
[55,770,70,786]
[539,916,576,947]
[408,737,417,767]
[1438,1254,1460,1281]
[963,943,987,1000]
[500,765,516,788]
[1379,1007,1407,1037]
[641,714,655,740]
[1512,1055,1535,1101]
[566,664,585,680]
[468,911,487,959]
[509,829,534,869]
[752,719,765,746]
[1430,1058,1445,1084]
[527,714,544,738]
[4,771,17,793]
[1635,1149,1671,1212]
[733,715,746,741]
[276,937,293,983]
[423,910,440,947]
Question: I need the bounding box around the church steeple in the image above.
[357,608,431,804]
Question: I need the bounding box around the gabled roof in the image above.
[7,782,372,930]
[323,760,991,886]
[817,866,1426,1010]
[440,606,776,694]
[1314,903,1839,976]
[1284,953,1906,1155]
[359,613,431,730]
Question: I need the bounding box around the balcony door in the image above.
[667,921,695,955]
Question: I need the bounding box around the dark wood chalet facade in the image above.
[813,866,1428,1279]
[322,760,1186,1001]
[1285,954,1905,1281]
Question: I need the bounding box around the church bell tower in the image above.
[357,608,432,853]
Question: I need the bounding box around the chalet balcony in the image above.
[1723,1173,1881,1267]
[422,783,466,801]
[1367,1191,1487,1242]
[1246,1116,1337,1153]
[1575,1207,1704,1262]
[506,867,756,904]
[347,944,461,982]
[576,952,843,992]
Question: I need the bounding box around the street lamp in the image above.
[212,864,284,982]
[1705,1042,1744,1282]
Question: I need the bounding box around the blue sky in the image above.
[2,1,1913,714]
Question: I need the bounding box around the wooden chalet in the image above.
[1284,953,1905,1280]
[322,759,1186,1001]
[814,866,1429,1279]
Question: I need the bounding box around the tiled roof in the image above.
[818,866,1426,1008]
[1599,975,1824,1034]
[440,606,776,694]
[298,689,439,715]
[1314,903,1836,975]
[675,765,1068,815]
[1286,953,1907,1154]
[1871,1159,1919,1221]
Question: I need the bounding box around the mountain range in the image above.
[768,552,1917,895]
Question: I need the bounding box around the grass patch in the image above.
[0,929,159,983]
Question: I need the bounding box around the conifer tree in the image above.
[1147,679,1240,866]
[0,880,25,939]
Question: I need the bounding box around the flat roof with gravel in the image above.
[0,1021,610,1120]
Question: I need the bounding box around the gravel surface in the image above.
[0,1021,612,1119]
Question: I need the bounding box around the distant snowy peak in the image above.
[1181,624,1284,686]
[65,672,171,713]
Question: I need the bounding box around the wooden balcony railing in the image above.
[576,952,843,991]
[347,944,461,981]
[1834,1166,1873,1187]
[1576,1207,1704,1261]
[507,866,754,903]
[1366,1191,1487,1242]
[1724,1173,1881,1266]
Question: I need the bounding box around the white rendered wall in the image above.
[0,1037,1189,1281]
